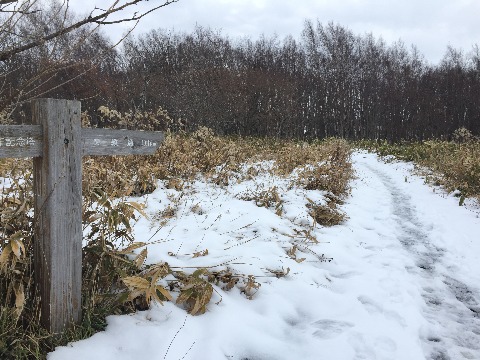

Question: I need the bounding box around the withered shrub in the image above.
[359,134,480,202]
[0,117,353,358]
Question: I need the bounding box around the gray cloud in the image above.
[72,0,480,63]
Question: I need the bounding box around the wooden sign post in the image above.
[0,98,164,333]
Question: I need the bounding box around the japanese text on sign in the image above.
[90,138,157,147]
[0,137,36,147]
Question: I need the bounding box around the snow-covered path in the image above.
[354,154,480,359]
[49,152,480,360]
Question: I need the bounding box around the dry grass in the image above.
[359,136,480,201]
[0,128,353,359]
[82,130,353,199]
[307,194,347,227]
[238,186,283,215]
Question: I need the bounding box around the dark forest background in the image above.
[3,16,480,141]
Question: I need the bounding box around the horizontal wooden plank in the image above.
[0,126,164,158]
[82,128,164,156]
[0,125,43,158]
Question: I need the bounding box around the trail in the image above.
[354,153,480,359]
[48,152,480,360]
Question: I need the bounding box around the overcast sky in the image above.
[72,0,480,64]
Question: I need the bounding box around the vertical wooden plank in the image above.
[33,98,82,332]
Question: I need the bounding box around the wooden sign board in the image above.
[0,99,163,333]
[82,128,164,156]
[0,125,42,157]
[0,127,164,157]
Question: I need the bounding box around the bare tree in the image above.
[70,20,480,141]
[0,0,178,119]
[0,0,178,61]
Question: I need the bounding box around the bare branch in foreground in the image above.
[0,0,178,61]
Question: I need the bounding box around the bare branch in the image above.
[0,0,178,61]
[94,2,174,25]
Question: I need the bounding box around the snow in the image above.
[48,152,480,360]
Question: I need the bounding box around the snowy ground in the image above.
[49,152,480,360]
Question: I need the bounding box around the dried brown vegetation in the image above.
[307,196,347,227]
[82,130,353,198]
[359,132,480,202]
[0,129,353,358]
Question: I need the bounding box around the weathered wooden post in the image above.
[0,98,163,333]
[33,99,83,332]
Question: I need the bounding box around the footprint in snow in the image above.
[374,336,397,353]
[357,295,407,327]
[311,319,354,339]
[330,271,360,279]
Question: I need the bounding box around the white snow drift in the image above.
[49,152,480,360]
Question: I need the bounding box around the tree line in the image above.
[2,5,479,141]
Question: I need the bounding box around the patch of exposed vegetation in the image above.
[0,129,353,359]
[357,129,480,201]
